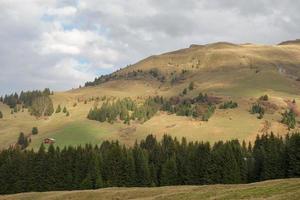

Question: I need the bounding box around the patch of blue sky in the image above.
[61,22,78,31]
[78,57,89,65]
[94,67,115,76]
[41,14,55,22]
[94,24,110,37]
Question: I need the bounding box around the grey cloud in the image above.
[0,0,300,95]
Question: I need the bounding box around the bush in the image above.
[32,127,38,135]
[55,105,61,113]
[0,111,3,119]
[182,88,187,95]
[63,106,67,113]
[17,132,28,149]
[251,104,265,119]
[73,103,77,107]
[188,82,194,90]
[219,101,238,109]
[66,111,70,117]
[202,105,216,121]
[195,93,208,103]
[259,95,269,101]
[281,110,296,129]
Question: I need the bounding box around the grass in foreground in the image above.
[0,179,299,200]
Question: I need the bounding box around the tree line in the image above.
[87,97,160,124]
[0,88,52,108]
[85,68,166,87]
[0,88,54,117]
[0,132,299,194]
[88,94,221,124]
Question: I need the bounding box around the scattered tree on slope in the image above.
[281,109,296,129]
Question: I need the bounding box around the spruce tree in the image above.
[253,133,285,181]
[32,144,47,191]
[285,133,300,177]
[281,110,296,129]
[81,153,103,189]
[188,82,194,90]
[17,132,28,149]
[161,156,178,186]
[31,127,38,135]
[55,105,61,113]
[133,144,151,186]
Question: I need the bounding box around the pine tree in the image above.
[281,110,296,129]
[45,144,58,191]
[161,156,178,186]
[81,153,103,189]
[253,133,285,181]
[188,82,194,90]
[17,132,28,149]
[133,144,151,186]
[32,144,47,191]
[285,133,300,177]
[55,105,61,113]
[121,149,136,186]
[31,127,38,135]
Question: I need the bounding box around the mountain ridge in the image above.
[0,40,300,150]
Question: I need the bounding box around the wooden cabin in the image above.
[43,138,55,144]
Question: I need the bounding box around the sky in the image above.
[0,0,299,95]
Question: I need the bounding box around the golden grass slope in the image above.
[0,178,299,200]
[0,42,300,149]
[116,42,300,78]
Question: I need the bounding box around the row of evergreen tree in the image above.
[87,97,159,124]
[0,132,299,194]
[88,94,219,124]
[85,68,166,87]
[0,88,52,108]
[0,89,54,117]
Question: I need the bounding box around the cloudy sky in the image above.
[0,0,299,95]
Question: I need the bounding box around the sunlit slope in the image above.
[119,42,300,76]
[72,42,300,99]
[0,42,300,149]
[110,42,300,97]
[1,178,299,200]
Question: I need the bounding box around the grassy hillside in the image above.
[0,179,299,200]
[0,42,300,149]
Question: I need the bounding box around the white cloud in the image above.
[38,23,121,67]
[46,6,77,17]
[39,28,96,55]
[51,58,93,81]
[0,0,300,95]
